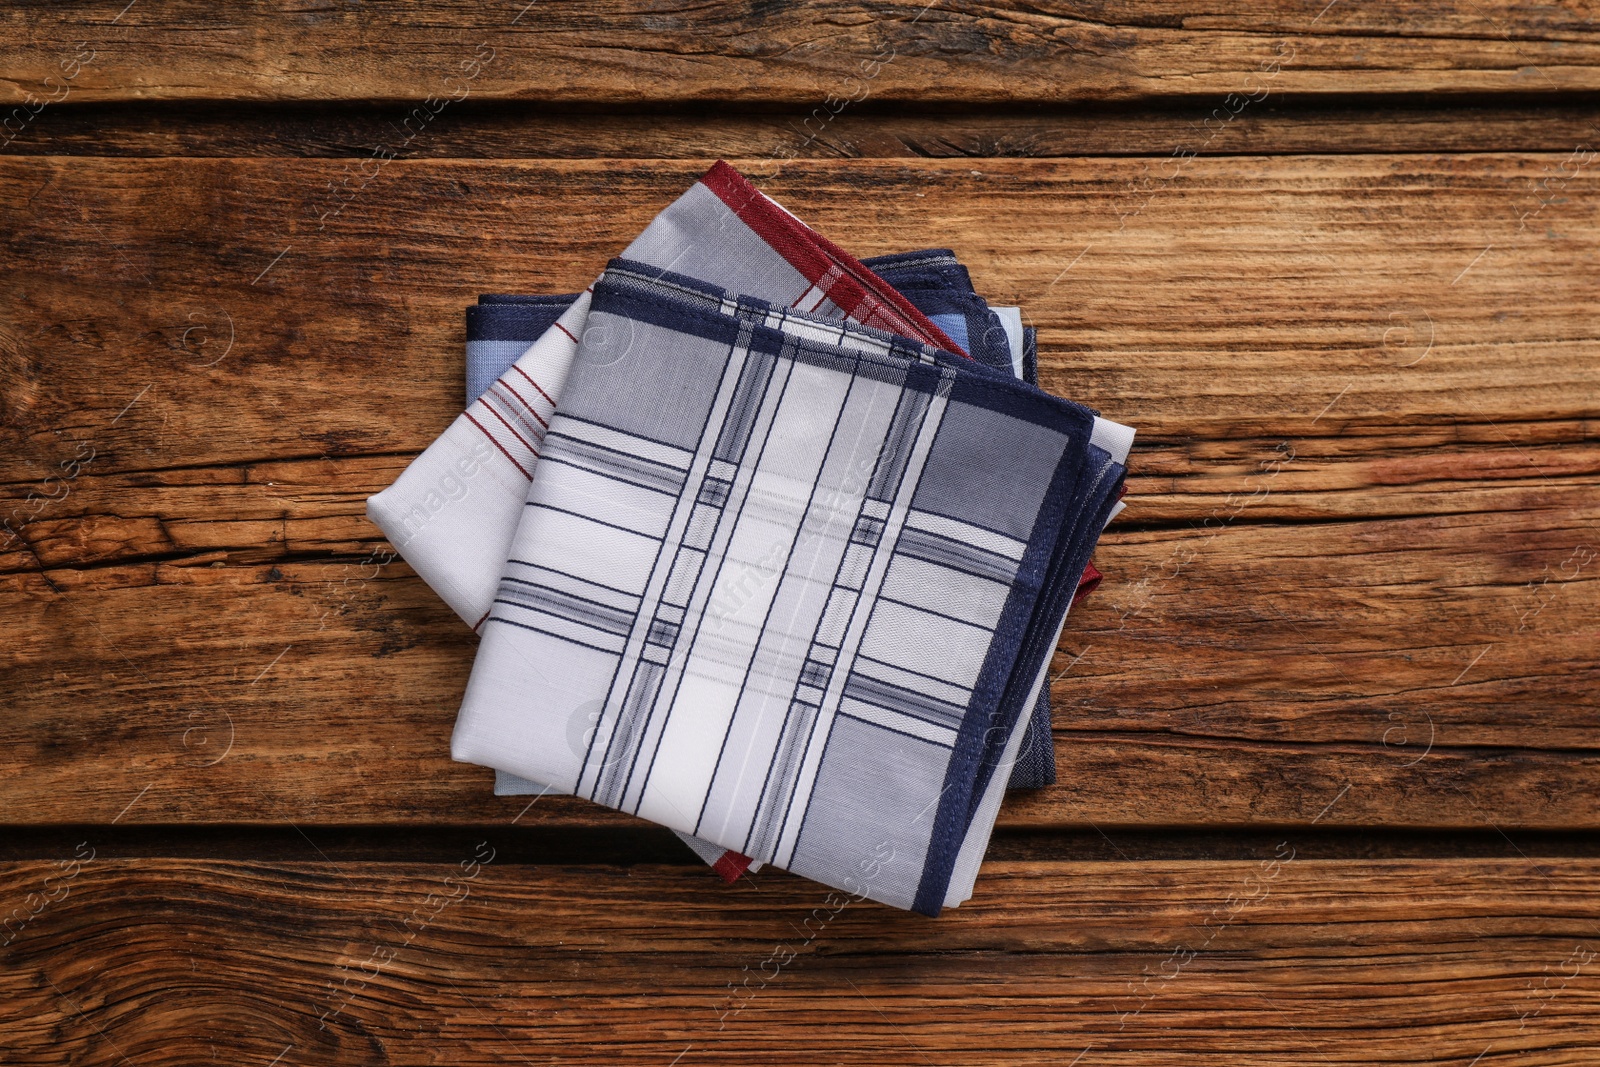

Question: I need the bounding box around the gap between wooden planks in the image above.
[5,99,1600,159]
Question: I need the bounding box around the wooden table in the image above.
[3,4,1597,1063]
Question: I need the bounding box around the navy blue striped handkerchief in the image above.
[463,251,1068,791]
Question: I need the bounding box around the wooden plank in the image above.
[4,2,1600,107]
[7,100,1600,159]
[2,857,1598,1064]
[1,156,1595,828]
[1,156,1593,468]
[3,503,1593,828]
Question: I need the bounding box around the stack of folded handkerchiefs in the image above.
[368,162,1133,915]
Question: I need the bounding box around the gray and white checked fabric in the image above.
[452,261,1127,915]
[461,256,1051,880]
[462,251,1071,796]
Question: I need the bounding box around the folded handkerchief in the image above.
[459,259,1052,878]
[451,261,1129,914]
[461,252,1078,793]
[372,163,970,880]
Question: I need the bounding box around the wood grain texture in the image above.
[3,512,1594,829]
[4,7,1600,1063]
[1,156,1595,829]
[5,1,1600,107]
[3,857,1599,1065]
[1,157,1593,467]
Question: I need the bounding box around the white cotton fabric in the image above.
[992,305,1026,378]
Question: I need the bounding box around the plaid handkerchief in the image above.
[461,251,1095,793]
[371,163,968,879]
[451,261,1129,915]
[460,262,1047,877]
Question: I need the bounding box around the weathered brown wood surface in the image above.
[3,157,1594,829]
[3,1,1599,1063]
[4,856,1600,1064]
[5,0,1600,105]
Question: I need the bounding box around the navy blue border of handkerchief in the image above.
[1009,323,1063,791]
[478,295,578,304]
[863,249,1014,375]
[466,296,579,342]
[590,259,1103,915]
